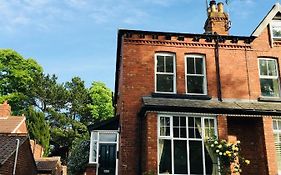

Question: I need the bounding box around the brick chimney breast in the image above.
[0,101,12,118]
[204,1,230,35]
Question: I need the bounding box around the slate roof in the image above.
[0,116,26,133]
[0,135,28,165]
[141,96,281,116]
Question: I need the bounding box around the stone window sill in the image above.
[151,93,212,100]
[258,97,281,102]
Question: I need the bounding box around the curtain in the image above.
[195,119,218,175]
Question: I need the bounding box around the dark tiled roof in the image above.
[141,97,281,116]
[88,117,119,131]
[0,135,28,164]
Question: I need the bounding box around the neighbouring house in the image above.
[0,101,37,175]
[30,140,67,175]
[87,1,281,175]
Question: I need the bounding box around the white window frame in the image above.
[258,58,281,98]
[270,21,281,40]
[155,53,176,94]
[185,54,207,95]
[157,114,217,175]
[273,118,281,175]
[89,130,119,175]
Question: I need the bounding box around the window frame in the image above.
[157,114,217,175]
[185,54,207,95]
[155,53,177,94]
[273,118,281,175]
[270,20,281,40]
[258,57,281,98]
[89,130,119,164]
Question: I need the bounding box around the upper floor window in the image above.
[271,21,281,40]
[155,53,176,93]
[258,58,280,97]
[185,55,207,95]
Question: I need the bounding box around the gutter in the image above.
[13,139,20,175]
[214,34,222,102]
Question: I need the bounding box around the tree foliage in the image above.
[0,49,43,113]
[0,49,115,167]
[89,81,114,121]
[25,107,50,154]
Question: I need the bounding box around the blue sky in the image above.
[0,0,279,90]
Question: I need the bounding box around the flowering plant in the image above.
[206,137,250,174]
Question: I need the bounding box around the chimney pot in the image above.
[218,2,224,13]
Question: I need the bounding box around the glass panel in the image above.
[166,56,174,73]
[92,131,98,140]
[157,56,164,72]
[272,26,281,38]
[180,117,186,127]
[159,139,172,174]
[174,140,188,174]
[278,120,281,130]
[187,57,195,74]
[187,76,204,94]
[273,120,278,130]
[259,59,268,76]
[160,117,170,136]
[173,117,179,126]
[205,145,214,175]
[157,74,174,92]
[189,141,204,174]
[174,127,179,138]
[91,141,97,162]
[268,60,277,76]
[260,78,280,97]
[195,118,202,138]
[195,57,203,74]
[180,127,187,138]
[99,133,117,142]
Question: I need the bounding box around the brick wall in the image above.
[0,138,37,175]
[116,16,281,174]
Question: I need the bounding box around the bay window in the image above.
[185,55,207,94]
[155,53,176,93]
[258,58,280,97]
[158,115,217,175]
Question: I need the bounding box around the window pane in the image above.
[166,56,174,73]
[189,141,204,174]
[272,26,281,38]
[259,60,268,76]
[99,133,117,142]
[268,60,277,76]
[160,117,170,136]
[260,78,280,97]
[157,56,164,72]
[157,74,174,92]
[180,117,186,127]
[273,120,278,130]
[159,139,172,174]
[91,141,97,162]
[174,140,188,174]
[187,57,195,74]
[187,76,204,94]
[173,117,179,126]
[205,145,215,175]
[195,57,203,74]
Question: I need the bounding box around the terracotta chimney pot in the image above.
[0,101,12,118]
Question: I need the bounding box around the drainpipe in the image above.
[214,34,222,101]
[13,139,20,175]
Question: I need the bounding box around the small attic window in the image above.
[271,21,281,40]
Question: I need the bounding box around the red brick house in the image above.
[0,101,37,175]
[88,1,281,175]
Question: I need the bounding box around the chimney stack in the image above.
[0,101,11,118]
[204,1,230,35]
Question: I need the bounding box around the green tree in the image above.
[0,49,43,113]
[88,81,114,121]
[68,137,90,175]
[24,107,50,154]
